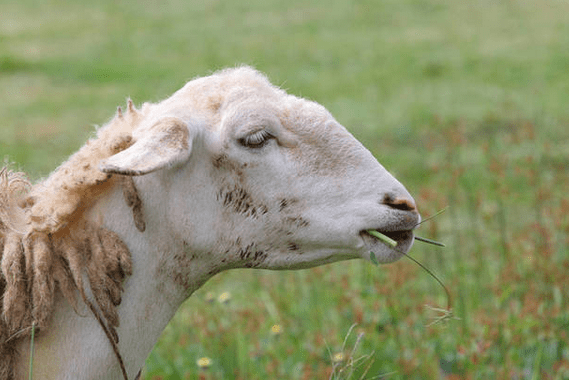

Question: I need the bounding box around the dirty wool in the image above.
[0,102,143,380]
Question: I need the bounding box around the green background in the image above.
[2,0,569,378]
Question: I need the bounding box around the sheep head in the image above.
[1,67,421,379]
[99,67,420,278]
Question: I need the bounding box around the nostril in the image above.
[382,193,417,212]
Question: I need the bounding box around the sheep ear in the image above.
[100,117,192,176]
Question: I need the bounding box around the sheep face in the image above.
[100,67,420,275]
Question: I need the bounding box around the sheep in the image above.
[1,66,420,379]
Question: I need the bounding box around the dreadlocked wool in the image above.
[0,100,144,380]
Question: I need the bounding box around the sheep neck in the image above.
[15,180,210,380]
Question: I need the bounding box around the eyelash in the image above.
[238,130,273,149]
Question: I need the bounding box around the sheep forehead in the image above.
[156,67,364,174]
[164,66,281,116]
[157,66,321,127]
[193,69,351,135]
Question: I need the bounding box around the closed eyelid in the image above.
[242,127,298,149]
[238,129,274,148]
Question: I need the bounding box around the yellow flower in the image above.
[332,352,344,363]
[270,324,282,336]
[197,357,211,369]
[218,292,231,304]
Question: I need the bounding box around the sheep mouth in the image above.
[360,229,414,253]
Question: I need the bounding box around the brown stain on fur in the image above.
[217,185,269,219]
[213,154,270,219]
[149,117,190,151]
[121,176,146,232]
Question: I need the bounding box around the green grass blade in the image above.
[29,322,36,380]
[369,251,379,266]
[366,230,397,248]
[414,236,446,247]
[403,253,452,310]
[415,207,448,227]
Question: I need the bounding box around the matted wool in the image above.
[0,102,144,380]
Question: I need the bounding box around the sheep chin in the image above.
[360,230,415,264]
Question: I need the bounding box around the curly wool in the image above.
[0,101,144,380]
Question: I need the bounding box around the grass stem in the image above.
[414,236,446,247]
[29,322,36,380]
[403,252,452,311]
[414,207,448,228]
[366,230,397,248]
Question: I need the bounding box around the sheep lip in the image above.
[359,229,414,252]
[362,229,413,242]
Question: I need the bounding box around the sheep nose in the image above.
[382,192,417,212]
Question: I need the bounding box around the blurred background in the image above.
[1,0,568,378]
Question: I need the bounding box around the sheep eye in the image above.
[238,130,273,149]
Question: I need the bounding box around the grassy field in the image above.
[2,0,569,378]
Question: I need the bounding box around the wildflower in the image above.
[332,352,345,363]
[270,324,282,336]
[197,357,212,370]
[218,292,231,304]
[204,292,215,303]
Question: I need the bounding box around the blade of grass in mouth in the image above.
[366,230,398,248]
